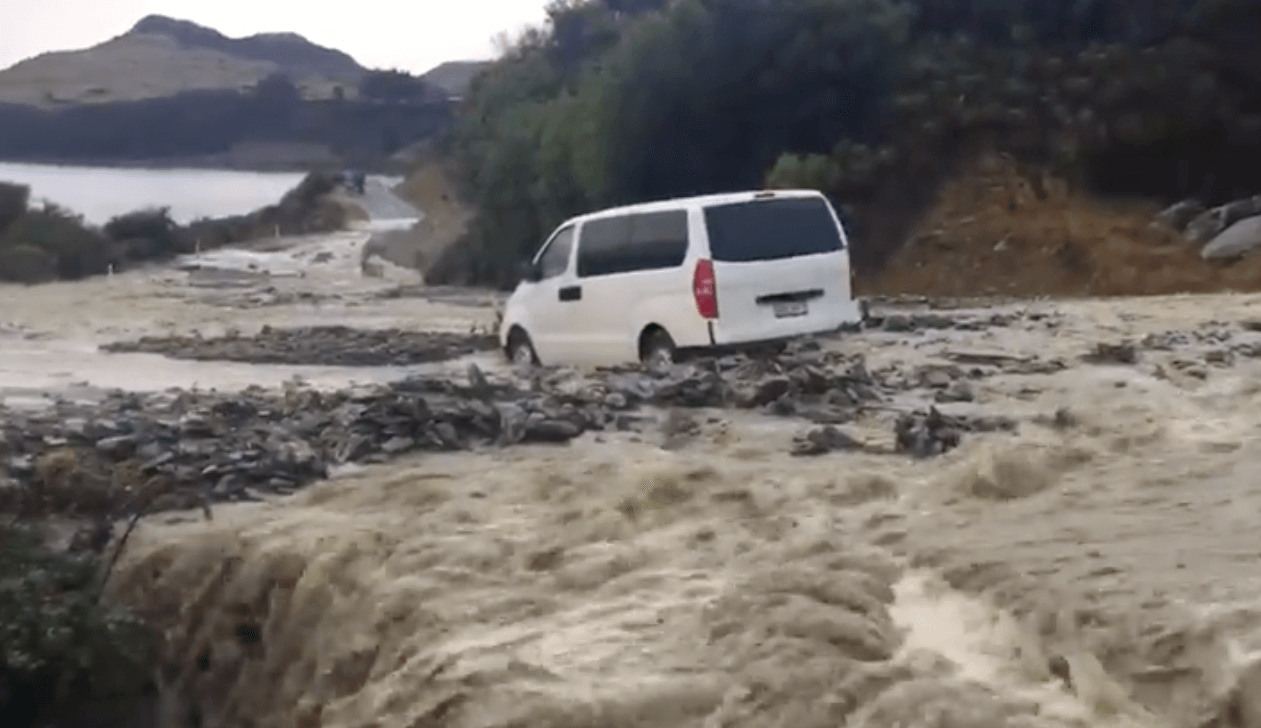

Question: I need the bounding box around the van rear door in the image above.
[701,194,857,344]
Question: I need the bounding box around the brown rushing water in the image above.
[9,230,1261,727]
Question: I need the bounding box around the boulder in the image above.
[1184,195,1261,245]
[1152,199,1204,232]
[1202,215,1261,259]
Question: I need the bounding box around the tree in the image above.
[0,182,29,235]
[358,69,431,102]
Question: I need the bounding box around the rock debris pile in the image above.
[5,318,1122,518]
[100,325,500,366]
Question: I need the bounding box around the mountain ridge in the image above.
[0,15,489,107]
[125,14,365,79]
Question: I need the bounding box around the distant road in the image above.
[353,177,422,222]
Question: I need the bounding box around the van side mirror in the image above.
[518,259,542,283]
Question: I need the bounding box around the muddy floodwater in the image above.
[0,228,501,406]
[8,227,1261,727]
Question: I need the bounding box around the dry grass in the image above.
[866,154,1261,298]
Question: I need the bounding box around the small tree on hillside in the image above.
[358,70,431,103]
[0,182,29,235]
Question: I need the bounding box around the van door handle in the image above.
[559,285,581,302]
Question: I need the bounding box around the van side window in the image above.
[538,226,575,279]
[577,210,688,278]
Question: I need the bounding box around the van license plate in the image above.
[773,300,808,318]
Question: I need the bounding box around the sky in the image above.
[0,0,552,74]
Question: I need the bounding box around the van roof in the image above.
[567,189,825,226]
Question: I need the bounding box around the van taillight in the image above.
[693,258,718,319]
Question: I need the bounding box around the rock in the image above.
[894,408,964,458]
[791,425,862,456]
[796,404,854,425]
[1083,341,1138,365]
[467,363,491,395]
[881,314,915,332]
[1205,349,1233,366]
[381,436,416,454]
[1142,330,1193,350]
[95,435,138,459]
[1202,215,1261,260]
[179,414,215,438]
[736,376,792,408]
[918,365,962,389]
[911,314,956,330]
[1185,195,1261,246]
[1153,199,1205,232]
[934,381,974,403]
[649,366,729,408]
[522,418,582,443]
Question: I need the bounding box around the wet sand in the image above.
[9,228,1261,726]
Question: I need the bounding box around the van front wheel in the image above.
[507,328,539,368]
[640,327,676,373]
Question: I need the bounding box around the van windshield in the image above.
[703,196,845,263]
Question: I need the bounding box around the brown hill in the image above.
[419,61,492,100]
[0,15,367,107]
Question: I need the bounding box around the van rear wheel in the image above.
[640,328,676,373]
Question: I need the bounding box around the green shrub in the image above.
[766,153,842,192]
[0,244,58,284]
[0,205,110,280]
[0,524,155,726]
[283,171,340,208]
[103,207,183,259]
[0,182,29,235]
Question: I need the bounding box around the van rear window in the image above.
[703,197,845,263]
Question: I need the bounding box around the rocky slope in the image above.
[865,153,1261,299]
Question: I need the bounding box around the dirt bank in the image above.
[379,160,474,277]
[865,154,1261,299]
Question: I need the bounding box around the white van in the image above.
[499,189,865,368]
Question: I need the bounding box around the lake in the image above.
[0,162,311,225]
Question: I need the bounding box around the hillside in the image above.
[0,15,366,107]
[428,0,1261,294]
[0,16,497,170]
[419,61,492,99]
